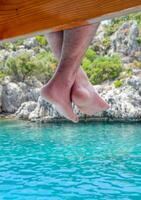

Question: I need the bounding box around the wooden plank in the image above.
[0,0,141,41]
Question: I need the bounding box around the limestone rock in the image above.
[127,76,141,90]
[0,85,2,113]
[16,101,37,119]
[109,21,141,63]
[2,82,26,113]
[1,78,41,113]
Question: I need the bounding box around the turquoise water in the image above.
[0,120,141,200]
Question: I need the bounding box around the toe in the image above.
[56,103,79,123]
[65,103,79,122]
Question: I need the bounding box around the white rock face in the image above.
[16,101,37,119]
[2,82,26,113]
[15,76,141,122]
[109,21,141,63]
[98,77,141,120]
[1,77,42,113]
[29,97,59,121]
[0,85,3,112]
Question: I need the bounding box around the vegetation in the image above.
[0,71,6,79]
[104,12,141,37]
[1,12,141,85]
[136,37,141,44]
[119,68,133,79]
[85,48,97,61]
[82,54,122,85]
[114,80,123,88]
[102,37,111,48]
[5,51,57,83]
[35,35,48,46]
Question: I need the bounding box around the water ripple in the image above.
[0,120,141,199]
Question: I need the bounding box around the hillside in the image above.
[0,12,141,121]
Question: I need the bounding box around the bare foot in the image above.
[72,69,110,115]
[40,78,78,123]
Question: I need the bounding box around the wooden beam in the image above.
[0,0,141,41]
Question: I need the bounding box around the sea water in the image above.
[0,120,141,200]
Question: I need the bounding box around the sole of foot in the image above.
[40,85,79,123]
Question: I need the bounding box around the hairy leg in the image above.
[43,24,109,116]
[45,31,63,61]
[41,24,98,122]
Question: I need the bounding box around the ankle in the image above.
[53,72,76,88]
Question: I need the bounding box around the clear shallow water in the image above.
[0,120,141,200]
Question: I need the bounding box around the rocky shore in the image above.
[0,20,141,122]
[0,74,140,122]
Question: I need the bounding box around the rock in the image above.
[0,49,11,62]
[23,38,38,49]
[1,79,41,113]
[100,81,141,120]
[16,95,82,122]
[16,101,37,119]
[109,21,140,63]
[15,76,141,122]
[0,85,2,112]
[24,77,43,88]
[26,88,41,102]
[2,82,27,113]
[3,76,12,84]
[29,97,59,121]
[11,49,35,58]
[127,76,141,90]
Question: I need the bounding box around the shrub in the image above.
[82,55,122,85]
[114,80,123,88]
[5,51,57,82]
[0,71,6,79]
[35,35,47,46]
[29,52,57,83]
[14,39,24,46]
[1,42,13,50]
[5,52,33,81]
[85,48,97,61]
[102,37,111,48]
[82,58,93,77]
[136,37,141,44]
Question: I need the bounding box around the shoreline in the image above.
[0,113,140,123]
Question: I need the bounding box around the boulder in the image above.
[1,79,41,113]
[16,101,37,119]
[2,82,27,113]
[29,96,59,121]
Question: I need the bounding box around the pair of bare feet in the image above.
[41,68,109,122]
[40,24,109,122]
